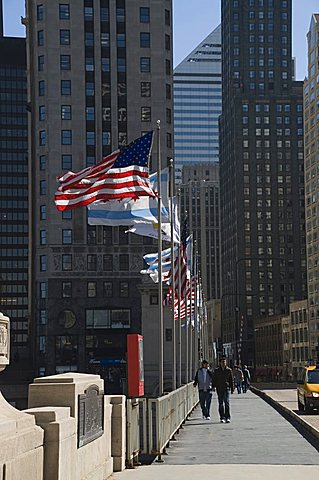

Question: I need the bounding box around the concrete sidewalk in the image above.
[114,390,319,480]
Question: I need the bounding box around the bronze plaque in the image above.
[78,384,104,448]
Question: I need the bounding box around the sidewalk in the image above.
[114,390,319,480]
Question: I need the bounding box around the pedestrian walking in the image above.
[234,365,244,394]
[213,356,234,423]
[242,365,251,393]
[193,360,213,420]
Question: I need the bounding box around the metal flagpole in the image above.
[169,159,176,390]
[177,189,182,387]
[194,242,198,371]
[157,121,164,397]
[189,272,193,381]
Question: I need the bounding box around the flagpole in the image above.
[184,233,189,383]
[169,159,176,391]
[177,189,182,387]
[194,247,199,370]
[157,120,164,397]
[189,271,193,382]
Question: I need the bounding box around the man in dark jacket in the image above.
[213,356,234,423]
[193,360,213,420]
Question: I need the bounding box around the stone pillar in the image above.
[0,311,9,372]
[0,312,44,480]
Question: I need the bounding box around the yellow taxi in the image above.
[297,364,319,413]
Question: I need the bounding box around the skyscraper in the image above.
[0,1,30,399]
[173,25,221,183]
[220,0,307,366]
[304,14,319,362]
[25,0,173,386]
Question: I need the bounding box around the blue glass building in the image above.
[173,25,222,182]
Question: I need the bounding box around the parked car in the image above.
[297,365,319,413]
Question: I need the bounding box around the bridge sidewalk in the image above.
[114,390,319,480]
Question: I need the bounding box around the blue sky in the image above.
[3,0,319,80]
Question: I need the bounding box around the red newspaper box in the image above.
[127,334,144,397]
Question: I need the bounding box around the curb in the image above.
[251,386,319,445]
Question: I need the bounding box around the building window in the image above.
[37,4,44,21]
[40,205,46,220]
[165,9,170,25]
[38,55,44,71]
[39,105,45,121]
[84,6,93,20]
[61,105,71,120]
[141,82,151,97]
[165,59,171,75]
[103,254,113,271]
[86,132,95,145]
[150,294,158,305]
[86,82,94,96]
[60,55,71,70]
[86,309,131,329]
[103,281,113,297]
[62,210,72,220]
[62,281,72,298]
[166,83,171,99]
[117,58,126,73]
[61,80,71,95]
[62,254,72,271]
[116,7,125,22]
[140,57,151,72]
[102,132,111,145]
[61,130,72,145]
[140,7,150,23]
[38,30,44,46]
[40,255,46,272]
[166,328,172,342]
[40,180,46,195]
[86,107,95,121]
[39,80,45,96]
[140,32,150,48]
[39,155,46,170]
[101,7,109,22]
[120,282,129,297]
[39,130,46,146]
[117,33,125,48]
[39,310,47,325]
[62,229,72,244]
[39,336,46,353]
[87,226,97,245]
[87,282,97,298]
[141,107,151,122]
[85,32,94,47]
[59,4,70,20]
[166,132,172,148]
[165,34,171,51]
[62,154,72,170]
[60,29,70,45]
[85,58,94,71]
[119,254,129,271]
[40,230,46,245]
[40,282,47,298]
[166,108,171,124]
[87,254,97,271]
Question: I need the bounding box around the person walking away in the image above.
[193,360,213,420]
[242,365,251,393]
[213,357,234,423]
[234,365,244,394]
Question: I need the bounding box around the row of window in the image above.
[37,4,158,24]
[232,0,287,8]
[37,56,171,78]
[39,280,129,300]
[39,253,130,272]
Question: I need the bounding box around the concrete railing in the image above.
[147,382,198,456]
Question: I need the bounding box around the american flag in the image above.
[55,131,155,211]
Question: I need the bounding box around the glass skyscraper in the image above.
[173,25,221,183]
[0,1,30,402]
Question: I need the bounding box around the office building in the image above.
[180,163,221,302]
[220,0,307,366]
[304,14,319,362]
[0,0,30,402]
[25,0,173,390]
[173,25,221,183]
